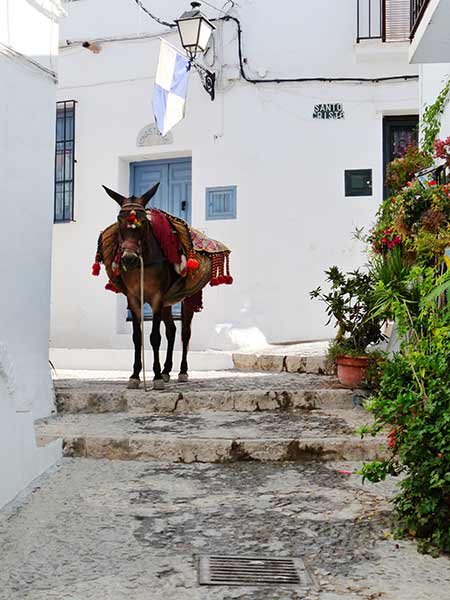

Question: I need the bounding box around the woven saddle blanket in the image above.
[97,210,232,304]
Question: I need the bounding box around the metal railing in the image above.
[410,0,430,38]
[357,0,410,43]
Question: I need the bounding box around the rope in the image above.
[139,255,149,392]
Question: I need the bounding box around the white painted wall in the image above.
[51,0,419,365]
[420,63,450,136]
[0,0,63,509]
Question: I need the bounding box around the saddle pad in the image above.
[190,227,230,255]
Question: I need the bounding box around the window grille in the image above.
[54,100,76,223]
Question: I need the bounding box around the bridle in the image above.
[117,202,149,263]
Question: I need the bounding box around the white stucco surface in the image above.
[0,0,62,509]
[50,0,419,366]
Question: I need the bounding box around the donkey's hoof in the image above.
[153,379,165,391]
[127,378,141,390]
[178,373,189,383]
[162,373,171,383]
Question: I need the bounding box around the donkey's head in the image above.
[103,183,160,270]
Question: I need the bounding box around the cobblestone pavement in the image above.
[1,459,449,600]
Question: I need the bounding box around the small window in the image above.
[205,186,237,220]
[345,169,372,197]
[55,100,76,222]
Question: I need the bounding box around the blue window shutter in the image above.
[205,186,237,220]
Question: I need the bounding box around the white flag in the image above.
[153,40,191,136]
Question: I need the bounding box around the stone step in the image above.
[232,353,330,374]
[54,372,359,414]
[35,409,385,464]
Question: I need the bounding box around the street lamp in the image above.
[176,2,216,101]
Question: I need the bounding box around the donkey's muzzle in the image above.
[122,251,140,270]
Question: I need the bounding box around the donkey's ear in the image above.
[102,185,126,207]
[140,182,160,206]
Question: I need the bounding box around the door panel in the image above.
[129,158,192,320]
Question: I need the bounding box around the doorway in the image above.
[383,115,419,198]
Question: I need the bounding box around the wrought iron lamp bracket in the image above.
[190,60,216,101]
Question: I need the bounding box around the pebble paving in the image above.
[1,459,449,600]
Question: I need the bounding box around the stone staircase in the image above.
[36,369,385,464]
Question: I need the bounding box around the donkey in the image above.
[102,183,208,391]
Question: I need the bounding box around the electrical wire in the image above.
[218,15,418,85]
[200,0,231,15]
[131,0,175,28]
[0,41,57,81]
[126,3,419,85]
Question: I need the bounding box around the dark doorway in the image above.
[383,115,419,198]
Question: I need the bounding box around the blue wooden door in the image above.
[129,158,192,319]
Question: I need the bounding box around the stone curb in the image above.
[232,353,333,374]
[55,388,356,414]
[37,433,386,464]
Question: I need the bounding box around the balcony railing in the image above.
[357,0,410,43]
[410,0,430,38]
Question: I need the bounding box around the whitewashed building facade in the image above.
[51,0,419,370]
[0,0,63,509]
[410,0,450,137]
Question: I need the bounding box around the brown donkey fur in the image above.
[102,183,205,390]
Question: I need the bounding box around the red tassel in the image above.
[92,262,101,276]
[217,275,226,285]
[210,278,219,287]
[225,276,233,285]
[105,282,120,293]
[187,258,199,270]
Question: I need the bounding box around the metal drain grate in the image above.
[198,555,314,586]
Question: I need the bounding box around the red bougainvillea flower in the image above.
[387,429,397,449]
[428,179,437,187]
[406,181,413,187]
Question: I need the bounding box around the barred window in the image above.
[54,100,76,223]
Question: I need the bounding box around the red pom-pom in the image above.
[92,262,101,276]
[187,258,199,270]
[210,278,219,287]
[225,276,233,285]
[105,282,120,293]
[217,275,226,285]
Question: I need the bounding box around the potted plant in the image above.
[310,266,385,387]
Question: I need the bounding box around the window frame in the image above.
[205,186,237,220]
[54,100,77,223]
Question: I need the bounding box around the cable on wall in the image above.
[131,0,175,28]
[0,41,57,81]
[218,15,419,85]
[127,2,420,85]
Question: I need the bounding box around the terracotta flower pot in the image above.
[336,355,369,388]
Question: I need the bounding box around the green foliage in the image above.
[385,145,432,195]
[360,266,450,554]
[310,267,384,356]
[422,79,450,156]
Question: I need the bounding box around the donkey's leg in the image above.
[162,306,176,382]
[179,302,194,383]
[150,310,165,390]
[128,309,142,389]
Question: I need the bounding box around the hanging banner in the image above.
[153,40,191,136]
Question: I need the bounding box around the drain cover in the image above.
[198,555,314,586]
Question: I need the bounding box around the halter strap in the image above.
[120,202,147,212]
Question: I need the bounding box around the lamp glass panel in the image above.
[178,18,200,48]
[197,19,213,51]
